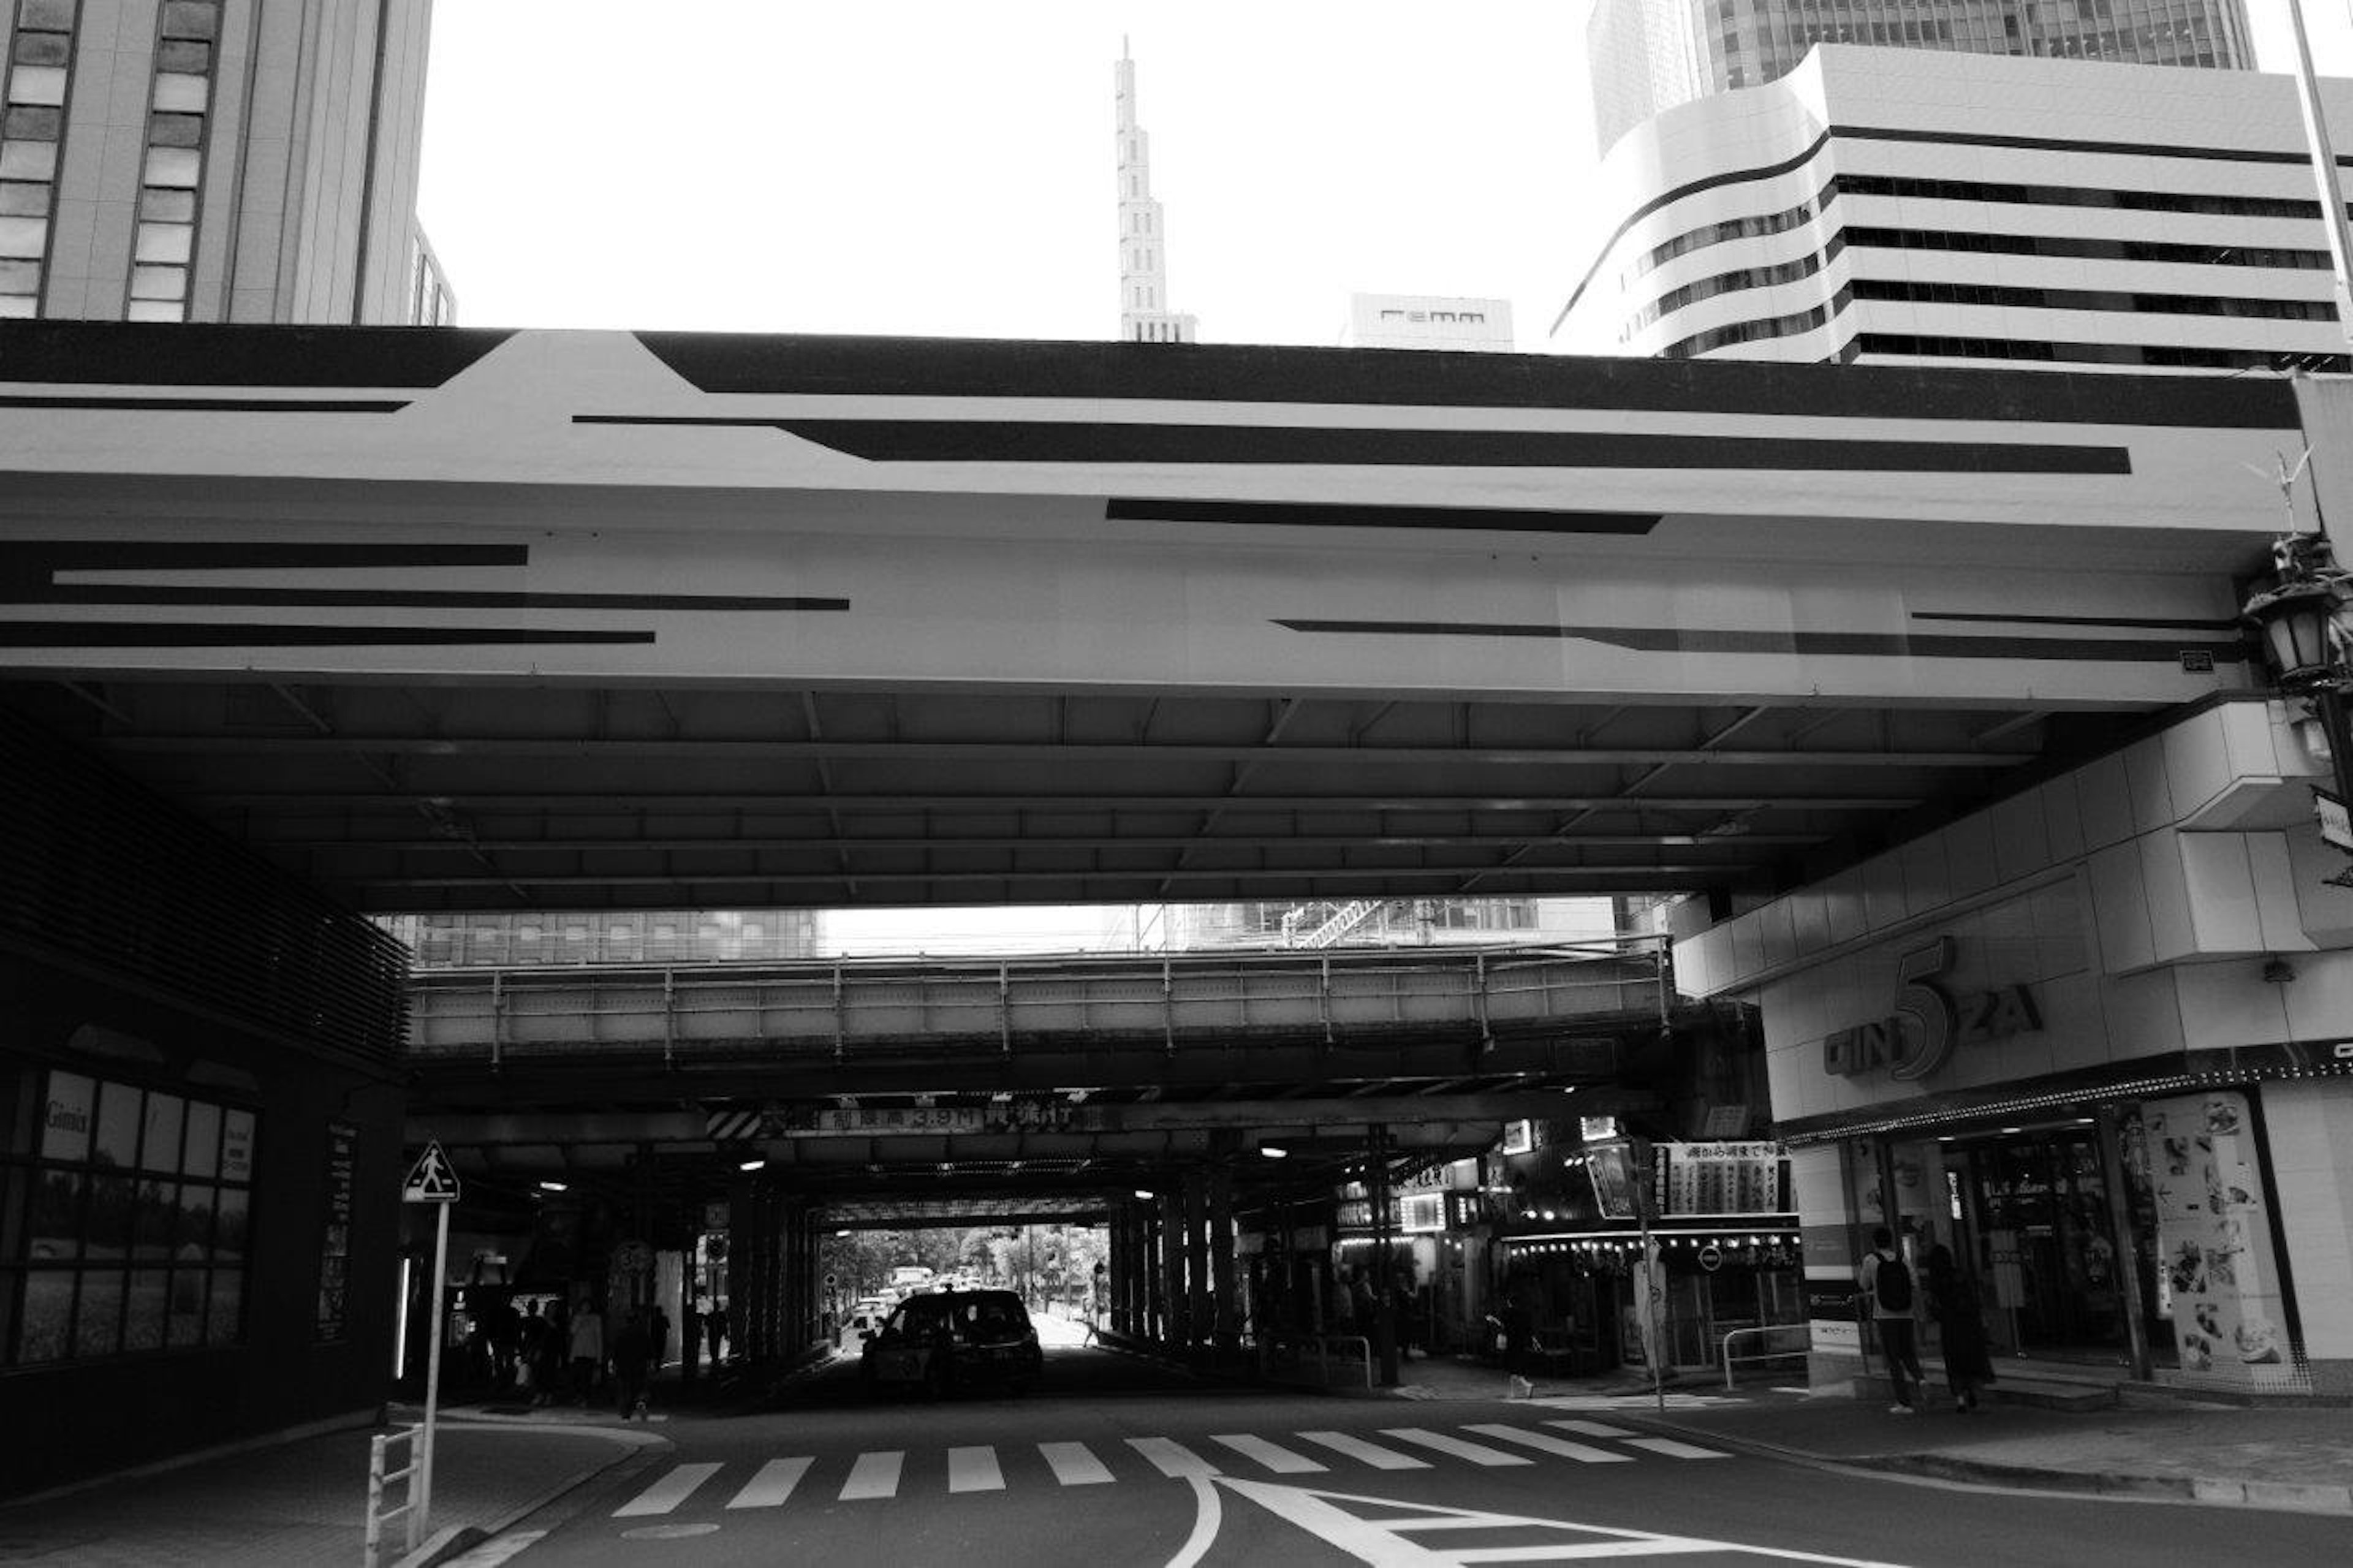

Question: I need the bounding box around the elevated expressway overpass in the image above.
[0,320,2335,1365]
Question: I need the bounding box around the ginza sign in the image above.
[1822,936,2040,1082]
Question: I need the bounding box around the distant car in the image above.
[839,1297,892,1349]
[860,1288,1042,1398]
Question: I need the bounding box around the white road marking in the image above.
[1128,1436,1220,1477]
[1378,1427,1534,1466]
[1295,1430,1432,1471]
[1623,1437,1729,1460]
[1545,1419,1640,1440]
[614,1461,722,1517]
[1212,1433,1327,1474]
[949,1445,1006,1492]
[1464,1423,1634,1463]
[1039,1441,1116,1485]
[840,1450,904,1500]
[726,1456,811,1509]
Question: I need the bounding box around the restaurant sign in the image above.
[1822,937,2039,1083]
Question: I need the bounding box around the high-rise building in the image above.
[1114,44,1195,343]
[1552,45,2353,374]
[1586,0,2256,154]
[1344,294,1515,352]
[0,0,451,324]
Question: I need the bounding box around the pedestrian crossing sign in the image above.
[402,1141,462,1203]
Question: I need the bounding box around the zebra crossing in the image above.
[609,1418,1727,1519]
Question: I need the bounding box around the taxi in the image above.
[860,1288,1043,1398]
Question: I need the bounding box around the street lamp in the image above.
[2241,530,2353,877]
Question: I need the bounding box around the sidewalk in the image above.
[1377,1355,2353,1515]
[0,1410,659,1567]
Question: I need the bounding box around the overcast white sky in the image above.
[418,2,2353,349]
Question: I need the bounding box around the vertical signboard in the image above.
[317,1122,356,1342]
[2137,1093,2298,1389]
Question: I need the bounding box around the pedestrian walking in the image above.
[651,1303,672,1370]
[1861,1226,1925,1413]
[1925,1243,1994,1412]
[681,1298,702,1382]
[612,1306,654,1419]
[567,1296,605,1405]
[705,1303,728,1369]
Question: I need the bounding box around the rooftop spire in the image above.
[1114,45,1197,344]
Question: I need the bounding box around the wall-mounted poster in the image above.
[317,1123,355,1343]
[2135,1093,2300,1390]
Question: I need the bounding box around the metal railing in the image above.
[1262,1331,1374,1391]
[405,939,1670,1064]
[362,1424,424,1567]
[1720,1324,1810,1390]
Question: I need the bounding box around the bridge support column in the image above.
[726,1178,760,1364]
[1159,1187,1187,1350]
[1143,1202,1166,1342]
[1111,1202,1139,1337]
[1208,1165,1237,1358]
[1182,1170,1212,1363]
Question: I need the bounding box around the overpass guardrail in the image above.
[403,941,1668,1066]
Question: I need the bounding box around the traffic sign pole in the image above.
[417,1197,450,1544]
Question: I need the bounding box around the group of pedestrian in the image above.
[453,1289,729,1418]
[1860,1225,1994,1414]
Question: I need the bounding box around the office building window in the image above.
[0,0,80,318]
[127,0,220,321]
[1,1066,256,1365]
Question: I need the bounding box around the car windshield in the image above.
[964,1298,1027,1338]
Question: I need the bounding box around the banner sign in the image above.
[2136,1093,2300,1390]
[765,1101,1110,1137]
[316,1121,355,1343]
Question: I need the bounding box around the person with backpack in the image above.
[1862,1226,1925,1413]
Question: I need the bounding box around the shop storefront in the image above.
[1675,698,2353,1396]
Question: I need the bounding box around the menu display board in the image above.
[1653,1141,1788,1216]
[317,1122,355,1343]
[2137,1093,2298,1389]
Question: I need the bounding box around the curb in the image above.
[1611,1412,2353,1517]
[389,1419,673,1568]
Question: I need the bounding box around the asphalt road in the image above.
[474,1345,2353,1567]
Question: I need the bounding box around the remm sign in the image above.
[1822,937,2040,1082]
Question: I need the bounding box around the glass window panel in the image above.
[134,222,190,264]
[28,1170,81,1259]
[74,1271,121,1357]
[20,1271,72,1362]
[4,104,62,138]
[161,2,219,41]
[142,146,199,187]
[181,1100,218,1178]
[156,40,211,74]
[0,140,54,181]
[13,31,68,67]
[7,64,67,106]
[19,0,77,30]
[151,74,207,113]
[0,215,45,257]
[204,1271,240,1346]
[94,1081,139,1168]
[0,292,34,317]
[39,1071,92,1161]
[220,1109,253,1184]
[141,186,194,221]
[125,1268,167,1351]
[140,1093,182,1172]
[147,112,202,148]
[129,262,183,300]
[172,1183,213,1259]
[0,181,45,216]
[131,1178,175,1260]
[86,1175,132,1258]
[213,1187,246,1263]
[125,298,183,322]
[165,1268,205,1346]
[0,1067,29,1155]
[0,1265,17,1363]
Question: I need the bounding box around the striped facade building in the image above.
[1552,45,2353,373]
[0,0,451,325]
